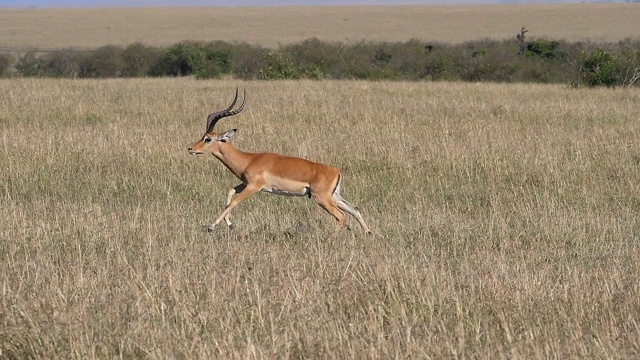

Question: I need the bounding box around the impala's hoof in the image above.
[206,226,216,233]
[228,223,235,230]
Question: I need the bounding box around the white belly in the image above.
[261,186,311,197]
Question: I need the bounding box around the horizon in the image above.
[0,0,609,8]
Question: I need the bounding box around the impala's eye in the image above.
[204,137,212,143]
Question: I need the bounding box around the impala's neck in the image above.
[213,142,252,179]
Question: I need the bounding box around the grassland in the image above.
[1,78,639,358]
[1,4,640,51]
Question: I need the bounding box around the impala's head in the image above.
[188,89,246,155]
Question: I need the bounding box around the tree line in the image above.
[0,35,638,87]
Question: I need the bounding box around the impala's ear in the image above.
[217,129,237,142]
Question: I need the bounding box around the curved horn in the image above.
[206,88,246,133]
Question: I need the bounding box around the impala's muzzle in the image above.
[188,147,202,155]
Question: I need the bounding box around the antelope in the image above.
[187,89,372,237]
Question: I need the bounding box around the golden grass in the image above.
[1,78,639,358]
[1,4,640,51]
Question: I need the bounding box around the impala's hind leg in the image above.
[333,194,371,234]
[332,180,372,234]
[313,194,347,238]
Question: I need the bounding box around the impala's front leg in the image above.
[223,183,247,229]
[208,185,260,232]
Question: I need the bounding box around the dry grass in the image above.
[1,78,639,358]
[1,4,640,51]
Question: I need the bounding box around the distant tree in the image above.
[616,38,640,87]
[517,26,528,55]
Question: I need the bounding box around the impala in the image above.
[188,89,372,237]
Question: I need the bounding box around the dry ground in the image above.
[1,78,639,358]
[1,4,640,51]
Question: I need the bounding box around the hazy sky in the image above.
[0,0,584,7]
[0,0,481,6]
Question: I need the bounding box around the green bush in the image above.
[121,42,163,77]
[228,43,271,80]
[195,41,232,79]
[386,39,429,80]
[151,41,196,76]
[152,41,231,79]
[423,45,461,81]
[337,42,380,79]
[15,50,83,78]
[581,48,617,87]
[281,38,339,79]
[526,39,564,60]
[78,45,124,78]
[16,52,49,77]
[257,51,299,80]
[0,53,14,77]
[45,50,82,78]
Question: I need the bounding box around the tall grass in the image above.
[1,78,639,358]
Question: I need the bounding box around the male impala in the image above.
[188,89,371,237]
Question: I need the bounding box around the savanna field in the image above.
[2,3,640,359]
[1,79,639,358]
